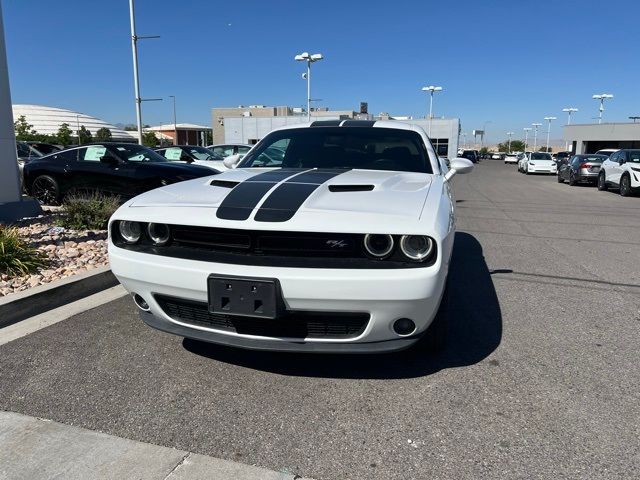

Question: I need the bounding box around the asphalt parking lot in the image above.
[1,160,639,480]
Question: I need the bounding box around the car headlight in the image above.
[400,235,434,261]
[147,223,171,245]
[118,221,142,244]
[364,234,394,258]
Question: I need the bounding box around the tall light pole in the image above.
[562,107,578,151]
[523,127,531,152]
[592,94,613,124]
[544,117,556,152]
[129,0,160,144]
[295,52,323,122]
[506,131,514,153]
[532,123,542,152]
[421,85,443,136]
[461,132,467,148]
[169,95,177,145]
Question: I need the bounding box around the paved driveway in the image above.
[1,160,638,479]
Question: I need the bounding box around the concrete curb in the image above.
[0,266,118,328]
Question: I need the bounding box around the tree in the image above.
[497,139,525,153]
[95,127,112,142]
[78,125,93,144]
[123,124,137,131]
[479,147,489,155]
[57,123,73,146]
[14,115,37,140]
[538,146,552,152]
[141,131,158,147]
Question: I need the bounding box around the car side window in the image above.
[162,147,184,160]
[618,152,627,163]
[251,139,290,167]
[571,157,580,167]
[50,149,79,162]
[78,146,107,162]
[212,147,224,156]
[237,146,251,155]
[609,152,618,163]
[223,146,235,156]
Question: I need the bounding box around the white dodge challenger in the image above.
[108,120,473,353]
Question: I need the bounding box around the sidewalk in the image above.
[0,411,307,480]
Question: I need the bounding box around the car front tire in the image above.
[31,174,60,205]
[557,172,564,183]
[569,171,576,186]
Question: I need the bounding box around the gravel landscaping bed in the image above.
[1,209,109,297]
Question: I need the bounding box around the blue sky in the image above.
[3,0,639,143]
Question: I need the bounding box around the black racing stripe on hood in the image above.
[254,169,351,222]
[216,169,309,220]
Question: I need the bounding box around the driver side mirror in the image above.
[99,154,118,166]
[223,154,242,169]
[444,157,474,182]
[179,154,193,163]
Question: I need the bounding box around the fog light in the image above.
[393,318,416,336]
[133,294,150,311]
[148,223,170,245]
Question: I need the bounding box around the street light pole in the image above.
[169,95,177,145]
[506,131,514,153]
[523,128,531,153]
[562,107,578,151]
[532,123,542,152]
[421,85,443,137]
[129,0,160,145]
[295,52,323,122]
[544,117,556,152]
[592,94,613,124]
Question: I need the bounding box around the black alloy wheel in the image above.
[597,172,608,191]
[557,171,564,183]
[620,175,632,197]
[31,175,60,205]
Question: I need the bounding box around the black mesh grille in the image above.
[155,295,369,339]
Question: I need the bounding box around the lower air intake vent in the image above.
[155,295,369,339]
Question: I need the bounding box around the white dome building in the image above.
[12,104,136,142]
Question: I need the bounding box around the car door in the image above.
[68,145,125,195]
[608,151,624,185]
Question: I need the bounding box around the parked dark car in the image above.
[557,154,607,185]
[25,142,63,155]
[156,145,223,163]
[23,143,216,205]
[459,149,479,163]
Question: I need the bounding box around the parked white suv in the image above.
[598,149,640,196]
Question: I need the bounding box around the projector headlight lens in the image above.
[400,235,434,261]
[119,221,142,244]
[147,223,170,246]
[364,234,394,258]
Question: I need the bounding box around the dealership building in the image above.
[211,104,460,159]
[564,122,640,154]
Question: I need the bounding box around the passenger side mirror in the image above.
[223,154,242,169]
[444,157,474,181]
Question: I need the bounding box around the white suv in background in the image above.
[598,149,640,196]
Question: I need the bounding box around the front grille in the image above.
[155,294,369,339]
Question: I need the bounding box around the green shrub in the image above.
[0,226,48,276]
[59,193,120,230]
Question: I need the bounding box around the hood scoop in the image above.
[210,179,240,189]
[328,184,374,192]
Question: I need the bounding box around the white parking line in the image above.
[0,285,128,346]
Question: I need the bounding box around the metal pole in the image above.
[508,134,511,153]
[533,126,538,152]
[170,95,177,145]
[524,130,529,152]
[598,99,603,124]
[306,60,311,122]
[428,91,433,136]
[129,0,143,144]
[565,111,571,151]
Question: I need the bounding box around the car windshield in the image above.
[239,127,432,173]
[531,153,552,160]
[116,145,168,163]
[188,147,222,161]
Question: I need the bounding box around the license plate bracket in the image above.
[208,275,283,319]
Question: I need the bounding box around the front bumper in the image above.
[528,165,557,174]
[109,244,447,352]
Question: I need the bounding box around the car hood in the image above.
[128,168,433,226]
